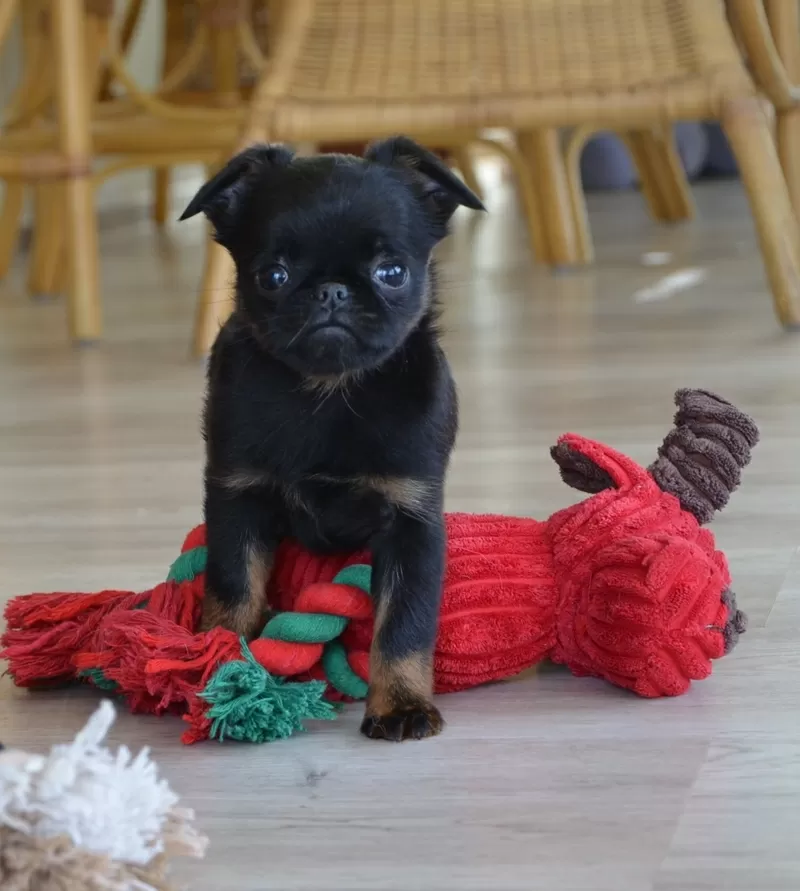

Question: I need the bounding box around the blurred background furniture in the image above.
[2,0,800,351]
[194,0,800,354]
[0,0,103,340]
[0,0,702,349]
[0,0,253,341]
[741,0,800,216]
[145,0,271,226]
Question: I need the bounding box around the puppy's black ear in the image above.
[365,136,485,231]
[179,144,294,231]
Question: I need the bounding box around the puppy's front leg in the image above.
[361,512,446,741]
[201,482,281,638]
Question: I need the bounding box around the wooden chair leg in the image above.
[625,128,695,223]
[626,133,671,221]
[209,22,242,107]
[497,139,550,264]
[1,1,46,283]
[52,0,101,342]
[517,129,586,267]
[192,240,235,356]
[0,183,25,280]
[150,0,187,224]
[765,0,800,219]
[723,98,800,329]
[31,5,106,301]
[153,168,170,225]
[562,128,595,264]
[27,184,65,296]
[0,0,17,49]
[775,109,800,221]
[192,154,242,355]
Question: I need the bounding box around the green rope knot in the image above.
[167,546,208,583]
[259,564,373,700]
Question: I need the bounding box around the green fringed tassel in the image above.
[199,643,339,743]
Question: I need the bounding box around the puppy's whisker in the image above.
[311,386,336,415]
[286,317,314,349]
[340,387,364,420]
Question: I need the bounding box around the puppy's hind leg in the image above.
[201,483,281,638]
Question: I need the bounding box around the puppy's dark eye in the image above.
[374,262,408,289]
[258,264,289,291]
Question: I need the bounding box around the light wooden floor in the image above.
[1,172,799,891]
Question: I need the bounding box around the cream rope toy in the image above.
[0,700,206,891]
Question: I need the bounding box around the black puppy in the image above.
[180,137,483,741]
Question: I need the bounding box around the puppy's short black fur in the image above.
[180,137,484,740]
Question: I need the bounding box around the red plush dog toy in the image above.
[1,390,756,744]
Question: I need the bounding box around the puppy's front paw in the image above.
[360,701,444,742]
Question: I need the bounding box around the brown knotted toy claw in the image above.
[648,388,760,524]
[550,441,615,493]
[720,589,748,654]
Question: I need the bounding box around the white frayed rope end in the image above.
[0,700,207,867]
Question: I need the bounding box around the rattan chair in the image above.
[0,0,252,341]
[735,0,800,216]
[194,0,800,354]
[0,0,696,346]
[151,0,694,272]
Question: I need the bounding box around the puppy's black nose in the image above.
[315,282,350,307]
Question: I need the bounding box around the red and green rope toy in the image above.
[0,390,757,744]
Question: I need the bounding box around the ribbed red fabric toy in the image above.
[0,390,757,744]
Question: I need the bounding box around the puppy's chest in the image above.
[236,387,407,481]
[211,359,439,522]
[259,411,391,480]
[247,406,410,551]
[283,473,394,554]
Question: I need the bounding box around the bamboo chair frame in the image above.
[0,0,592,345]
[0,0,254,340]
[192,0,800,354]
[2,0,799,349]
[150,0,269,225]
[0,0,101,338]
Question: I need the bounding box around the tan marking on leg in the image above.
[200,542,273,639]
[369,555,401,658]
[367,651,435,715]
[368,563,431,712]
[362,563,442,740]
